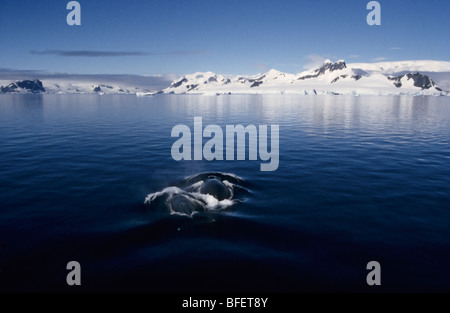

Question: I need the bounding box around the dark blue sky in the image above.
[1,0,449,75]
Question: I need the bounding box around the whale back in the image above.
[169,194,202,215]
[200,177,231,201]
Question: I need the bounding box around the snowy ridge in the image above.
[0,79,151,95]
[1,60,450,96]
[159,60,450,96]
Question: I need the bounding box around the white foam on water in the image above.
[188,180,204,191]
[191,192,236,211]
[144,186,183,204]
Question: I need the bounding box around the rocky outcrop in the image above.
[388,73,441,90]
[298,60,347,80]
[169,77,188,89]
[250,81,263,87]
[0,79,45,93]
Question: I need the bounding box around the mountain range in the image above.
[158,60,450,96]
[2,60,450,96]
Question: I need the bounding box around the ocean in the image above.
[0,94,449,292]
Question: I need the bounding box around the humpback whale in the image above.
[199,176,231,201]
[169,194,204,216]
[144,173,248,217]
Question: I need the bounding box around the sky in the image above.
[0,0,449,77]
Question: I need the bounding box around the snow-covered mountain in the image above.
[0,79,151,95]
[159,60,450,96]
[2,60,450,96]
[0,72,172,95]
[0,79,45,93]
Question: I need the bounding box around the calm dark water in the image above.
[0,94,449,292]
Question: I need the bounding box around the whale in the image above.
[169,194,204,216]
[199,177,231,201]
[144,172,247,218]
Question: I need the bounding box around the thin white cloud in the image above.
[349,54,360,59]
[30,50,206,57]
[372,57,388,62]
[303,55,327,70]
[389,47,402,50]
[253,62,269,71]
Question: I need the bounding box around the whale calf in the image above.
[199,177,231,201]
